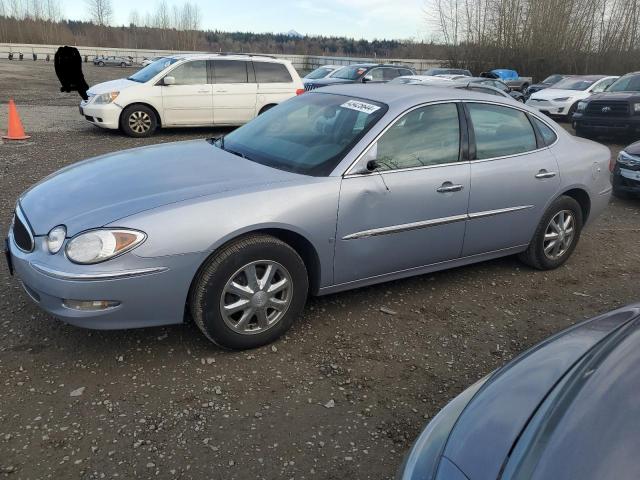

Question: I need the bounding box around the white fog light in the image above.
[47,225,66,254]
[62,299,120,311]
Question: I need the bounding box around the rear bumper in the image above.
[79,101,121,129]
[612,167,640,195]
[573,113,640,134]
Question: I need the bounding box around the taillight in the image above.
[296,88,305,95]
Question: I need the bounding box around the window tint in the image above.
[213,60,248,83]
[383,68,400,81]
[169,60,207,85]
[254,62,293,83]
[591,77,616,93]
[399,68,414,76]
[532,117,557,146]
[607,74,640,92]
[368,68,385,81]
[375,103,460,171]
[467,103,537,159]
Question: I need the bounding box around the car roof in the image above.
[313,83,518,108]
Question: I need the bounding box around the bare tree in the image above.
[85,0,112,26]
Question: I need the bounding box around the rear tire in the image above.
[120,104,158,137]
[189,235,309,350]
[120,62,126,67]
[518,196,583,270]
[98,61,104,67]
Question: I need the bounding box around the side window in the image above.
[383,68,400,81]
[368,68,385,81]
[532,117,558,146]
[169,60,208,85]
[591,77,615,93]
[254,62,293,83]
[467,103,537,159]
[400,68,414,76]
[213,60,248,83]
[374,103,460,171]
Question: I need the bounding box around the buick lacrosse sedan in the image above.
[5,85,612,349]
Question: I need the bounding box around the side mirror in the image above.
[362,74,373,83]
[351,143,379,174]
[163,76,175,86]
[366,160,379,171]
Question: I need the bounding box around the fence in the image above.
[0,42,444,73]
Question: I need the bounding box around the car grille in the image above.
[12,208,34,252]
[586,101,630,116]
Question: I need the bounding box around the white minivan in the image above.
[80,53,305,137]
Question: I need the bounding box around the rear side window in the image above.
[467,103,537,159]
[532,117,558,146]
[213,60,248,83]
[399,68,414,76]
[254,62,293,83]
[383,68,401,81]
[170,60,208,85]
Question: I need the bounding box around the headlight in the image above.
[618,150,639,167]
[553,97,570,102]
[577,101,587,111]
[634,103,640,113]
[66,229,146,264]
[47,225,66,254]
[93,91,119,104]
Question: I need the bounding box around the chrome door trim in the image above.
[343,205,534,240]
[342,214,468,240]
[29,262,168,281]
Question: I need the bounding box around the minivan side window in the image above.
[374,103,460,171]
[213,60,249,83]
[467,103,537,159]
[169,60,208,85]
[254,62,293,83]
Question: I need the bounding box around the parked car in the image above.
[526,75,618,118]
[389,75,457,86]
[141,56,165,67]
[524,74,570,99]
[483,69,533,92]
[611,141,640,197]
[456,77,525,102]
[303,63,415,91]
[94,55,133,67]
[398,303,640,480]
[79,53,304,137]
[6,85,611,349]
[423,67,472,77]
[303,65,343,81]
[572,71,640,138]
[432,74,469,81]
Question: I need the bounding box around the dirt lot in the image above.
[1,60,639,479]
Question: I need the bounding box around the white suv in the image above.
[80,54,304,137]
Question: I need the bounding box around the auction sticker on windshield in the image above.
[341,100,381,114]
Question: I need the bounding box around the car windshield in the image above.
[607,74,640,92]
[128,57,178,83]
[552,78,596,91]
[330,66,368,80]
[543,74,563,84]
[305,67,334,79]
[220,93,388,176]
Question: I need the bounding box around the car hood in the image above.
[624,140,640,155]
[19,140,299,236]
[530,88,585,100]
[586,91,640,102]
[87,78,139,95]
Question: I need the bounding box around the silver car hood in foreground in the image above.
[20,140,298,236]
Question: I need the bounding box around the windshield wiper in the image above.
[213,136,250,160]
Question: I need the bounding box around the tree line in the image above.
[0,0,447,59]
[426,0,640,78]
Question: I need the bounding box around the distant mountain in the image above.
[285,29,303,38]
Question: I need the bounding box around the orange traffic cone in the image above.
[2,99,30,141]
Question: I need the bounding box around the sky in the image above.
[62,0,430,41]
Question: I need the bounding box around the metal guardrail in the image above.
[0,42,444,73]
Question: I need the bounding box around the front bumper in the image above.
[5,230,205,330]
[79,100,122,129]
[612,165,640,195]
[572,112,640,134]
[525,98,572,116]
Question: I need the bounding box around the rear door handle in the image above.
[437,182,464,193]
[197,90,210,94]
[535,169,557,179]
[215,90,228,93]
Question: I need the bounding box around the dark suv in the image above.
[572,72,640,137]
[303,63,415,91]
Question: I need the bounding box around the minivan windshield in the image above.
[220,93,388,176]
[128,57,178,83]
[607,74,640,92]
[552,78,597,91]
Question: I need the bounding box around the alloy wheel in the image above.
[543,210,575,260]
[128,111,152,134]
[220,260,293,335]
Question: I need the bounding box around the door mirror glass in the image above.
[163,76,175,86]
[362,74,373,83]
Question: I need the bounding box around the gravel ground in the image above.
[1,60,640,479]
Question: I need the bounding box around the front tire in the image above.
[98,61,105,67]
[189,235,309,350]
[519,196,583,270]
[120,104,158,137]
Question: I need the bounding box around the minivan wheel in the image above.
[189,235,309,350]
[519,196,583,270]
[120,104,158,137]
[98,61,105,67]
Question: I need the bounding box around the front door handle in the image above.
[215,90,228,93]
[437,182,464,193]
[535,169,557,179]
[197,90,210,94]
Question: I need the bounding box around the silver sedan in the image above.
[5,85,612,349]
